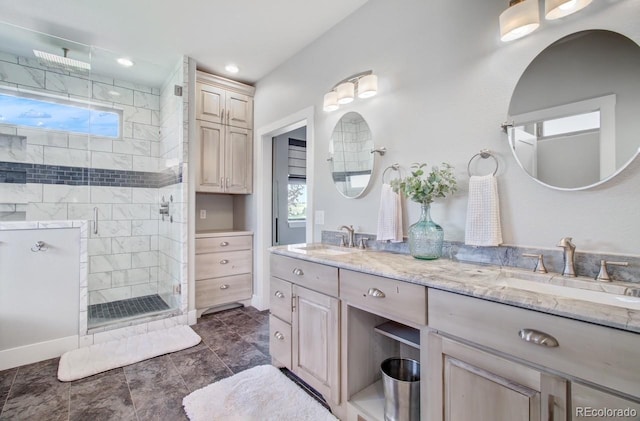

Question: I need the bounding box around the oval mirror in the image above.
[507,30,640,190]
[329,112,374,198]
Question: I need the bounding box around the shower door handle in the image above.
[93,207,99,234]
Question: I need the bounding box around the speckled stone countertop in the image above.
[271,244,640,334]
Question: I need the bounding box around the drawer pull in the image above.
[220,241,229,247]
[274,290,285,299]
[518,329,559,347]
[220,284,229,290]
[274,331,285,340]
[292,268,304,276]
[367,288,386,298]
[220,259,229,264]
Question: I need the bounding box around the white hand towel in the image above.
[377,183,403,242]
[465,175,503,247]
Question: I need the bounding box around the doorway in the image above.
[272,127,307,246]
[254,106,314,310]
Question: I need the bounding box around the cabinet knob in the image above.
[292,268,304,276]
[274,290,285,299]
[518,328,559,347]
[220,259,229,264]
[220,284,229,290]
[220,241,229,247]
[274,331,285,340]
[367,288,386,298]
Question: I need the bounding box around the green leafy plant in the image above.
[390,162,457,204]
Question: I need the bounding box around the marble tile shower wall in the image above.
[0,52,187,308]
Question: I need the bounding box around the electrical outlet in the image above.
[200,209,206,219]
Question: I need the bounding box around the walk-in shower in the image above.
[0,22,189,331]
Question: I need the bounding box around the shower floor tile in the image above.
[88,294,170,327]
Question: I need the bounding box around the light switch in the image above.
[200,209,206,219]
[315,210,325,225]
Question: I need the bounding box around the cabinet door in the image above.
[196,82,225,123]
[226,91,253,129]
[292,285,340,404]
[572,383,640,420]
[195,121,225,192]
[425,332,568,421]
[224,126,252,194]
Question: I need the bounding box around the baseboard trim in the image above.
[0,335,78,371]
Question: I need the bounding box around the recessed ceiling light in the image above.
[108,90,121,97]
[225,64,239,74]
[117,57,134,67]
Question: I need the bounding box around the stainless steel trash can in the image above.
[380,358,420,421]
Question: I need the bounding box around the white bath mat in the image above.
[57,325,201,381]
[182,364,338,421]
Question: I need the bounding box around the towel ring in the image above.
[467,149,498,177]
[382,164,401,184]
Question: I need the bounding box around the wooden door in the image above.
[226,91,253,129]
[224,126,252,194]
[292,285,340,404]
[196,82,225,123]
[425,332,568,421]
[195,121,224,192]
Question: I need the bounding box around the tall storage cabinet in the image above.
[195,72,254,194]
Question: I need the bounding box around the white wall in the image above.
[252,0,640,255]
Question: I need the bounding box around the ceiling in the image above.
[0,0,369,86]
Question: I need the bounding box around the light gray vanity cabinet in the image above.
[268,254,341,407]
[426,289,640,421]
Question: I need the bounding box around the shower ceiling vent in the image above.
[33,48,91,72]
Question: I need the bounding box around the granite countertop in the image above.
[271,244,640,334]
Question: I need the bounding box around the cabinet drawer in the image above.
[270,254,338,297]
[195,273,252,309]
[269,315,291,369]
[196,249,252,280]
[428,289,640,398]
[270,277,292,324]
[340,269,427,326]
[196,235,252,253]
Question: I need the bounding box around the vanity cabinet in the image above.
[269,254,341,406]
[425,332,566,421]
[195,231,253,316]
[426,289,640,421]
[195,72,254,194]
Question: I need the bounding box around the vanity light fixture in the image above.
[499,0,540,42]
[500,0,594,42]
[545,0,592,20]
[323,70,378,112]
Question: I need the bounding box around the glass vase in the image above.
[408,203,443,260]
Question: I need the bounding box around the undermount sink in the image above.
[498,268,640,310]
[288,244,359,256]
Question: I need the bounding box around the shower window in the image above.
[0,91,122,138]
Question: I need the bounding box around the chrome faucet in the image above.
[557,237,576,277]
[338,225,355,247]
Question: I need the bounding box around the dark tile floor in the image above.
[0,306,270,421]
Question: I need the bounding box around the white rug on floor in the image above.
[57,325,201,381]
[183,364,338,421]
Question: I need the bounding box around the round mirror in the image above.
[507,30,640,190]
[329,112,374,198]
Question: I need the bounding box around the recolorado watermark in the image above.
[576,407,638,418]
